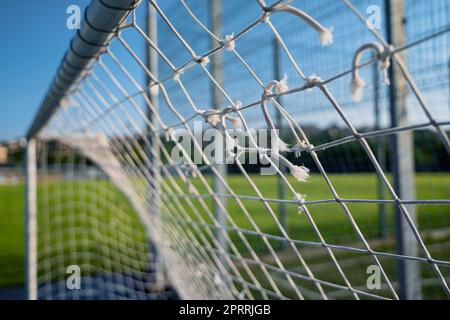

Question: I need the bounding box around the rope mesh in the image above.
[32,0,450,299]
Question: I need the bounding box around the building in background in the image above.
[0,146,8,164]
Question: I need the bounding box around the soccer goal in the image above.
[25,0,450,300]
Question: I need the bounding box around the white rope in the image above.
[33,0,450,300]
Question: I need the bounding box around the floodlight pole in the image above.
[210,0,229,292]
[385,0,421,299]
[145,0,165,291]
[25,139,38,300]
[273,37,287,249]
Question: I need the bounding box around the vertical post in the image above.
[210,0,228,292]
[272,37,287,249]
[145,0,165,291]
[385,0,421,299]
[372,53,386,239]
[146,0,159,203]
[25,139,37,300]
[448,60,450,115]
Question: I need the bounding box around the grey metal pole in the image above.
[25,139,38,300]
[385,0,421,299]
[210,0,228,291]
[272,37,287,249]
[28,0,139,139]
[146,0,159,209]
[372,53,386,239]
[145,0,165,292]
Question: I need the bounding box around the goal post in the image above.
[25,139,37,300]
[27,0,139,140]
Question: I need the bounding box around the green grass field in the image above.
[184,173,450,244]
[0,173,449,298]
[0,182,25,286]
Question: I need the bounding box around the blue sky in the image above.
[0,1,90,141]
[0,0,448,142]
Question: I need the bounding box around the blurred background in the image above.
[0,0,449,299]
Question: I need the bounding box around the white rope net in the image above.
[33,0,450,299]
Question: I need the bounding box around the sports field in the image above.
[0,173,449,298]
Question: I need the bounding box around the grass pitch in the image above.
[0,173,448,298]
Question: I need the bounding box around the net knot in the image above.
[293,193,307,214]
[275,74,289,94]
[173,68,185,81]
[260,11,271,23]
[201,109,220,127]
[223,33,235,51]
[306,75,322,89]
[292,141,313,157]
[195,55,210,66]
[149,83,159,95]
[380,44,395,61]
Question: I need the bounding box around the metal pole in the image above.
[28,0,139,139]
[145,0,165,292]
[272,37,287,249]
[385,0,421,299]
[210,0,228,293]
[372,53,386,239]
[146,0,159,210]
[25,139,37,300]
